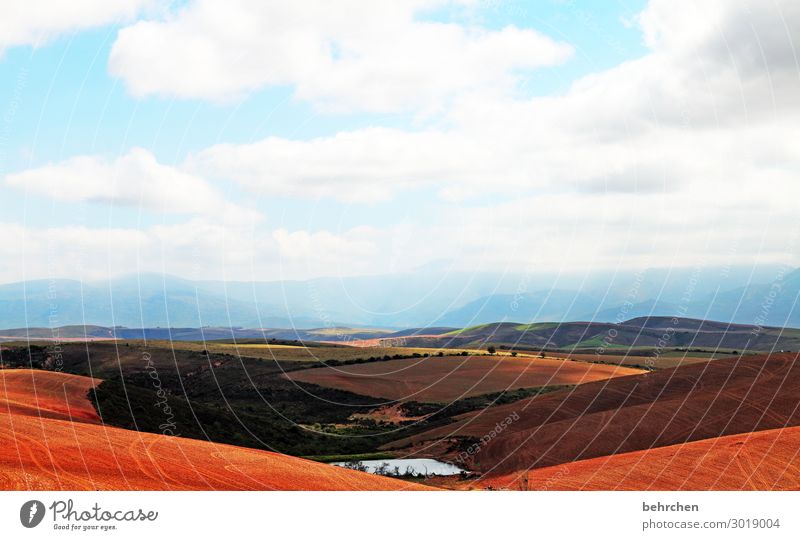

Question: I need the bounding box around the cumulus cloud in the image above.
[4,0,800,281]
[0,0,151,55]
[189,0,800,203]
[189,128,497,203]
[0,220,387,282]
[108,0,573,111]
[4,148,261,224]
[172,0,800,274]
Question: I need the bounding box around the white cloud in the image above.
[4,148,261,224]
[191,0,799,198]
[0,220,387,282]
[190,128,495,203]
[3,0,799,282]
[173,0,800,273]
[108,0,573,112]
[0,0,151,55]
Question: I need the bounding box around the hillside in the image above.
[0,369,430,490]
[394,317,800,352]
[387,352,800,476]
[479,426,800,490]
[286,355,643,402]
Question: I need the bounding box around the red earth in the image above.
[0,369,101,424]
[478,426,800,490]
[386,353,800,480]
[286,355,643,402]
[0,369,431,490]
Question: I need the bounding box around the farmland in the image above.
[385,352,800,487]
[480,426,800,490]
[0,369,430,490]
[108,339,473,363]
[2,319,799,491]
[286,354,643,402]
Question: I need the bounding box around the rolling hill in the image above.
[0,369,431,490]
[286,355,643,402]
[479,426,800,490]
[385,352,800,480]
[393,317,800,352]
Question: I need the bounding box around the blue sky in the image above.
[0,1,647,229]
[0,0,797,283]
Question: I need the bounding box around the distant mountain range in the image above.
[2,316,798,353]
[398,317,800,352]
[0,266,797,329]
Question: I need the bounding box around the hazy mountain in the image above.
[435,267,799,328]
[434,290,605,327]
[0,266,795,330]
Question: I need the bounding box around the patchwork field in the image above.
[127,339,468,363]
[387,353,800,478]
[2,333,797,491]
[0,369,430,490]
[286,355,644,402]
[548,351,735,370]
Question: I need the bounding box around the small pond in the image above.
[333,458,464,477]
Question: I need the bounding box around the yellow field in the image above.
[125,339,485,362]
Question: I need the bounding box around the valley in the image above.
[1,315,798,490]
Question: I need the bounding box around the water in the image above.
[332,458,464,476]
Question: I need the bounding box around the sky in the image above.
[0,0,798,284]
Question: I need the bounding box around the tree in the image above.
[487,345,496,355]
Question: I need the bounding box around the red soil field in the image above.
[286,355,644,402]
[479,426,800,490]
[388,353,800,476]
[0,369,101,424]
[550,352,714,370]
[0,369,431,490]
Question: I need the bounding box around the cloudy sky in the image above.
[0,0,798,283]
